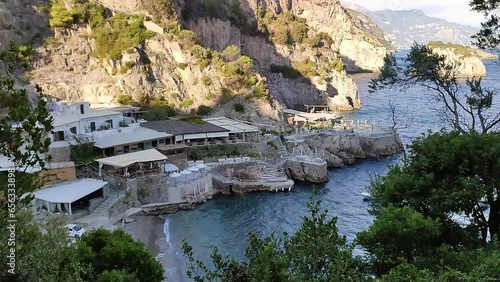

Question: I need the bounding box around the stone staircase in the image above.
[93,190,126,217]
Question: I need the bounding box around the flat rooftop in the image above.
[92,126,172,149]
[141,119,229,135]
[33,178,108,204]
[203,117,260,133]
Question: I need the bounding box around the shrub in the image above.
[44,37,60,46]
[330,59,345,72]
[143,105,176,121]
[49,0,76,28]
[70,137,100,165]
[267,141,278,150]
[221,45,241,62]
[201,75,211,86]
[292,58,317,77]
[196,105,212,116]
[220,87,234,103]
[119,61,136,74]
[234,103,245,112]
[252,82,268,99]
[289,21,308,44]
[177,63,188,69]
[257,10,310,46]
[179,99,194,108]
[117,94,135,105]
[178,30,198,48]
[91,14,155,61]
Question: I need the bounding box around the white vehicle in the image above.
[65,224,86,238]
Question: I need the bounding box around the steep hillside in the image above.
[427,41,497,77]
[1,0,393,121]
[343,2,479,50]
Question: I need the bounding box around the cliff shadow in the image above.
[177,0,333,111]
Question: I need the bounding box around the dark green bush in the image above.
[234,103,245,112]
[117,94,135,105]
[196,105,212,116]
[179,99,194,108]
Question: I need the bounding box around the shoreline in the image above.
[122,215,164,256]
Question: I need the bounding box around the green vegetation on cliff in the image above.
[427,41,476,57]
[49,0,155,60]
[256,9,334,49]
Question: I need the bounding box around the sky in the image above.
[342,0,485,27]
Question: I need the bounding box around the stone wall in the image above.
[49,146,71,163]
[284,159,328,183]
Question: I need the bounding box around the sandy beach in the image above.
[123,215,165,256]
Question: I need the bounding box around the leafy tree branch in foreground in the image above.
[369,43,500,133]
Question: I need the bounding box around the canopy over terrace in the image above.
[283,109,342,125]
[30,178,108,214]
[96,149,168,177]
[203,117,260,142]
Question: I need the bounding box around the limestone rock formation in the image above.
[0,0,50,48]
[430,47,497,78]
[284,159,328,183]
[235,0,392,72]
[287,131,403,167]
[1,0,393,118]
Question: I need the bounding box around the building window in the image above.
[90,122,96,132]
[145,141,153,149]
[159,139,165,145]
[124,145,130,153]
[106,119,113,129]
[53,131,65,141]
[130,144,138,152]
[138,143,144,150]
[80,104,85,114]
[152,140,158,147]
[69,127,77,134]
[116,146,124,155]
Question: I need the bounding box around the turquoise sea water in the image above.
[157,57,500,281]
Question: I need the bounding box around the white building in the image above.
[48,101,125,144]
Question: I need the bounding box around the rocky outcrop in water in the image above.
[284,158,328,183]
[287,130,403,167]
[430,46,497,78]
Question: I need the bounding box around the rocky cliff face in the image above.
[287,131,403,167]
[236,0,392,72]
[1,0,391,118]
[0,0,50,48]
[430,47,497,78]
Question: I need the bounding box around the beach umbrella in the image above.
[169,172,181,178]
[188,166,199,172]
[169,172,181,185]
[195,163,207,170]
[180,170,192,182]
[164,163,179,173]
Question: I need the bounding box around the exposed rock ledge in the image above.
[286,130,403,167]
[430,47,497,78]
[284,158,328,183]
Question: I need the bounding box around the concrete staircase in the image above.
[93,190,126,217]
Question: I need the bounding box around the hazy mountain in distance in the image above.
[341,1,479,50]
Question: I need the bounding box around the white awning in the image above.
[164,163,179,172]
[184,133,207,140]
[207,132,229,138]
[96,149,167,168]
[33,178,108,204]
